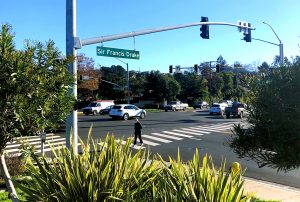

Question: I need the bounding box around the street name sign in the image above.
[97,46,140,60]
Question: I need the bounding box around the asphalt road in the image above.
[76,109,300,188]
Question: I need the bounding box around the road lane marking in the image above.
[151,133,183,140]
[162,131,193,138]
[188,127,228,132]
[6,135,62,145]
[115,140,146,150]
[142,135,172,143]
[172,129,204,136]
[6,138,66,149]
[142,140,160,146]
[180,128,211,134]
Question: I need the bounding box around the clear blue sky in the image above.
[1,0,300,72]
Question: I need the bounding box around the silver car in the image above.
[209,103,228,115]
[109,104,146,120]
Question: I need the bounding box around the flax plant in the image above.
[18,129,252,201]
[154,149,252,202]
[18,130,162,201]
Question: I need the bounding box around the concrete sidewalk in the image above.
[244,177,300,202]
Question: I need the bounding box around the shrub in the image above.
[18,133,252,201]
[1,155,26,177]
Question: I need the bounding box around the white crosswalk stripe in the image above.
[179,128,211,134]
[142,135,172,143]
[151,133,183,140]
[172,129,205,136]
[4,134,66,156]
[162,131,193,138]
[188,126,228,133]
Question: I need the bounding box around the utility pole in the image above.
[263,21,284,65]
[66,0,78,154]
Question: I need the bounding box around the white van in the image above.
[82,100,114,115]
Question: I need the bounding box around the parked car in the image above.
[164,101,188,112]
[82,100,114,115]
[99,105,114,115]
[109,104,146,120]
[225,102,247,118]
[193,101,209,109]
[209,103,228,115]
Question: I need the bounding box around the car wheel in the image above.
[84,113,89,116]
[226,114,230,119]
[93,110,97,115]
[183,107,186,111]
[172,108,176,112]
[165,109,168,112]
[209,112,213,115]
[140,112,145,119]
[123,113,129,120]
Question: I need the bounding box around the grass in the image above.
[0,188,27,201]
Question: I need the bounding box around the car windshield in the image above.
[169,101,177,104]
[212,104,220,107]
[112,106,122,109]
[88,103,97,107]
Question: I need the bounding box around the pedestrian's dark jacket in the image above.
[134,122,142,134]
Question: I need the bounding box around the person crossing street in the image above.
[134,118,143,145]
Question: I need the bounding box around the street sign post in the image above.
[96,46,140,60]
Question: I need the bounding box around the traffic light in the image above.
[243,23,251,42]
[200,16,209,39]
[194,64,198,73]
[169,65,173,73]
[216,64,220,73]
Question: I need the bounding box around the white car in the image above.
[209,103,228,115]
[109,104,146,120]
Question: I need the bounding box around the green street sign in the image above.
[97,46,140,60]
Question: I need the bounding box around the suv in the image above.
[225,102,247,118]
[109,104,146,120]
[209,103,228,115]
[193,101,209,109]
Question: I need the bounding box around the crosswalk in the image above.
[121,122,243,150]
[4,122,245,154]
[5,134,66,156]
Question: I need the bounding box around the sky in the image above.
[1,0,300,73]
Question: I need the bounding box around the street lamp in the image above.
[263,21,284,65]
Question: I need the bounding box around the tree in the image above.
[229,62,300,171]
[77,53,101,100]
[216,55,227,66]
[221,73,234,100]
[99,65,127,100]
[144,71,180,102]
[130,71,147,98]
[0,24,74,200]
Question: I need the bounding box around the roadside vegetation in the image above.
[229,59,300,171]
[0,24,75,200]
[13,134,254,201]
